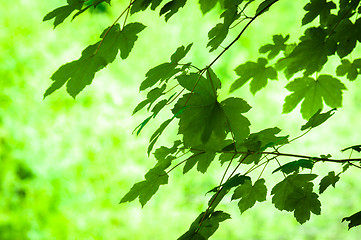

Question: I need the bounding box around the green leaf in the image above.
[300,108,337,131]
[276,27,337,78]
[139,44,192,90]
[207,23,229,52]
[178,211,231,240]
[271,174,321,224]
[154,140,182,162]
[272,159,314,174]
[130,0,163,13]
[220,97,251,143]
[342,211,361,229]
[160,0,187,21]
[148,118,173,154]
[230,58,278,94]
[283,75,346,119]
[256,0,277,15]
[331,19,361,58]
[232,179,267,213]
[43,1,84,28]
[341,144,361,153]
[319,171,340,194]
[183,151,216,174]
[119,170,168,207]
[302,0,336,26]
[198,0,220,14]
[336,59,361,81]
[208,174,250,193]
[44,23,145,98]
[259,34,289,59]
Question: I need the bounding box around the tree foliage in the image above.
[44,0,361,238]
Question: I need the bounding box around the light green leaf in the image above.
[230,58,277,94]
[232,179,267,213]
[283,75,346,119]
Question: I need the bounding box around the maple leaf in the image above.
[160,0,187,21]
[259,34,289,59]
[44,23,146,98]
[336,59,361,81]
[232,179,267,213]
[271,174,321,224]
[342,211,361,229]
[199,0,219,14]
[276,27,337,78]
[283,75,346,119]
[319,171,340,194]
[331,19,361,58]
[230,58,278,94]
[272,159,314,175]
[302,0,336,26]
[300,108,337,131]
[43,0,84,28]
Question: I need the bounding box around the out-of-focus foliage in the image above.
[1,0,361,239]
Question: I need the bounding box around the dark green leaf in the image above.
[259,34,289,59]
[342,211,361,229]
[230,58,277,94]
[283,75,346,119]
[160,0,187,21]
[276,27,337,78]
[208,174,250,193]
[207,23,229,52]
[272,159,314,174]
[154,140,182,162]
[319,171,340,194]
[183,151,216,174]
[300,108,337,131]
[256,0,277,15]
[341,144,361,153]
[232,179,267,213]
[43,1,84,28]
[271,174,321,224]
[336,59,361,81]
[148,118,173,154]
[302,0,336,26]
[178,211,231,240]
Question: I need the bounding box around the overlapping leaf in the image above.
[230,58,278,94]
[271,174,321,224]
[232,179,267,213]
[173,72,251,151]
[276,27,337,78]
[130,0,163,14]
[44,23,146,98]
[139,44,192,91]
[283,75,346,119]
[178,211,231,240]
[43,0,111,28]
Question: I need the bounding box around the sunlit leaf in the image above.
[230,58,277,94]
[283,75,346,119]
[232,179,267,213]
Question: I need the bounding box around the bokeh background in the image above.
[1,0,361,239]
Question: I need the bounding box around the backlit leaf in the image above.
[342,211,361,229]
[300,108,337,131]
[283,75,346,119]
[302,0,336,26]
[259,34,289,59]
[336,59,361,81]
[160,0,187,21]
[272,159,314,174]
[232,179,267,213]
[230,58,277,94]
[319,171,340,194]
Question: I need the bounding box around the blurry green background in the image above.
[1,0,361,239]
